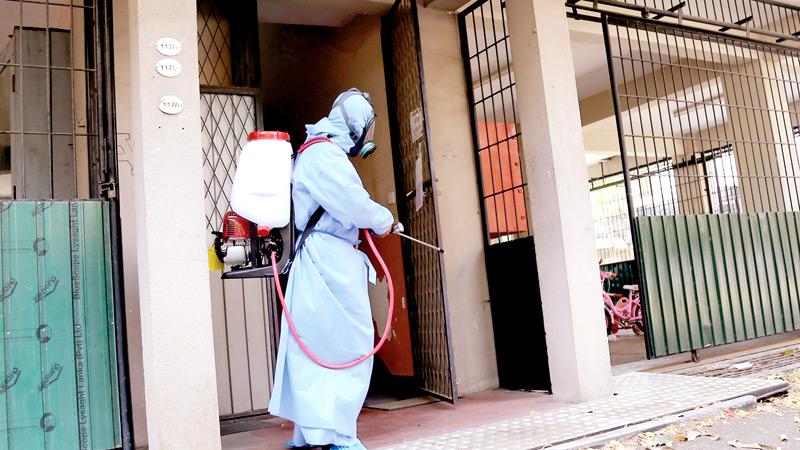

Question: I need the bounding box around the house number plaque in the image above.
[156,58,182,78]
[156,37,182,56]
[158,95,184,115]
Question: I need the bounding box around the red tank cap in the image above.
[248,131,290,141]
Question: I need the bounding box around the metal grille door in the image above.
[197,0,275,417]
[382,0,455,402]
[458,0,549,391]
[200,91,279,416]
[602,13,800,357]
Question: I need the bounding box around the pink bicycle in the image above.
[600,268,644,336]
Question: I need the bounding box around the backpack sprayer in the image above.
[210,131,443,370]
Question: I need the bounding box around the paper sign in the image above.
[156,37,182,56]
[415,147,424,212]
[156,58,183,77]
[410,107,424,142]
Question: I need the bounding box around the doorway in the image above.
[199,0,457,421]
[458,0,551,391]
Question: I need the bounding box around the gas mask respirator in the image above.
[333,88,377,159]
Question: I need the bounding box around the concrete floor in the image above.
[222,390,559,450]
[222,333,800,450]
[608,331,647,366]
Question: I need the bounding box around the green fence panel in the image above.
[637,212,800,358]
[0,201,120,450]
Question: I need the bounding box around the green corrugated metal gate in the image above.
[600,8,800,358]
[637,214,800,357]
[0,201,120,449]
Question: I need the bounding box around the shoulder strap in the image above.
[280,137,331,275]
[295,206,325,256]
[281,206,325,276]
[295,136,333,158]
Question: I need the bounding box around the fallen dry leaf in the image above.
[604,441,626,450]
[643,436,673,448]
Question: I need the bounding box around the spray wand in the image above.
[391,223,445,254]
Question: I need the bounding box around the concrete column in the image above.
[505,0,612,402]
[128,0,221,447]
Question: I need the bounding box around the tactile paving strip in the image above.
[377,372,787,450]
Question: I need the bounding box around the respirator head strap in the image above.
[333,88,377,158]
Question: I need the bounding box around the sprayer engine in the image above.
[211,211,284,279]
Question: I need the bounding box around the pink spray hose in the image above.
[270,230,394,370]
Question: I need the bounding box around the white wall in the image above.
[418,6,499,395]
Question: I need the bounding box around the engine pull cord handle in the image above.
[269,229,394,370]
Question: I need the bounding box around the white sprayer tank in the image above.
[230,131,292,228]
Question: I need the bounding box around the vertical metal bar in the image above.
[672,27,720,344]
[45,0,53,198]
[714,34,758,340]
[497,1,527,237]
[740,40,778,336]
[471,12,502,243]
[635,20,682,354]
[657,24,705,349]
[70,0,78,198]
[488,0,520,240]
[758,47,793,331]
[478,2,509,241]
[18,0,25,199]
[602,15,653,357]
[459,12,494,252]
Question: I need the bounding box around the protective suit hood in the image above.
[305,89,375,157]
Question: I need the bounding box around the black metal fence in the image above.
[602,12,800,357]
[569,0,800,48]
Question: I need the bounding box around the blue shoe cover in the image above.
[331,444,367,450]
[282,441,315,449]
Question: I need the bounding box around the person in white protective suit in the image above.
[268,88,394,450]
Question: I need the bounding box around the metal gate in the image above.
[458,0,550,391]
[0,0,130,447]
[200,89,281,416]
[593,2,800,357]
[382,0,456,402]
[197,0,280,417]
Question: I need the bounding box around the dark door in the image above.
[458,0,551,391]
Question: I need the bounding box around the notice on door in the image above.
[410,107,424,143]
[415,147,424,212]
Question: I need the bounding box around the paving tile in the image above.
[377,372,788,450]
